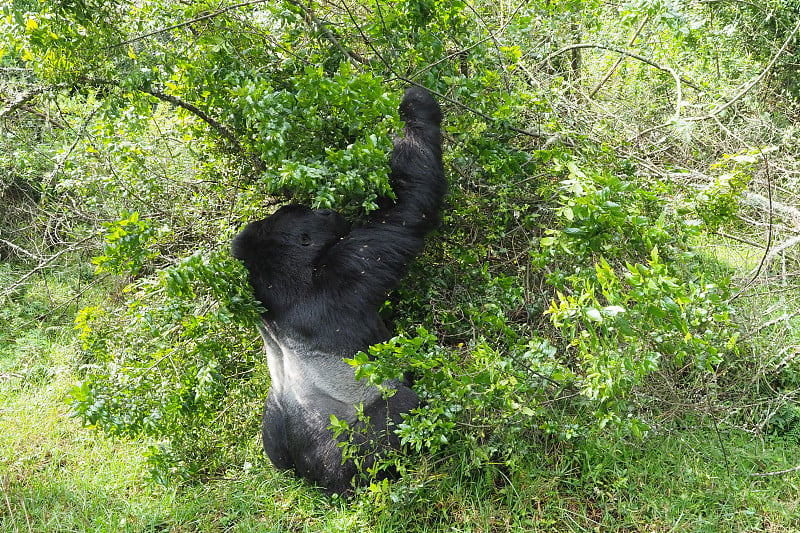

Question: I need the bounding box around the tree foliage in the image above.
[2,0,799,494]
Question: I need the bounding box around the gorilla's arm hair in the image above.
[315,88,446,307]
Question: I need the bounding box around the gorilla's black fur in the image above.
[231,87,445,494]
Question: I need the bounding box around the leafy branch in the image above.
[108,0,273,49]
[80,78,264,170]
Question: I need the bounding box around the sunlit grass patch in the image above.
[693,233,763,273]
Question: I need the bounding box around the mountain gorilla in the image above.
[231,87,445,494]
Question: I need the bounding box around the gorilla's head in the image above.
[232,204,351,278]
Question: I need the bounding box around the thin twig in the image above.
[750,464,800,477]
[687,18,800,122]
[1,475,19,533]
[0,238,40,261]
[0,236,95,300]
[108,0,272,49]
[284,0,365,67]
[711,413,731,478]
[715,230,763,249]
[0,87,46,120]
[20,491,31,533]
[541,43,703,92]
[589,15,650,99]
[729,154,774,302]
[341,0,546,140]
[42,103,102,191]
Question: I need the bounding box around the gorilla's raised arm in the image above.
[315,87,446,307]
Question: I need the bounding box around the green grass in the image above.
[4,352,800,532]
[2,278,800,532]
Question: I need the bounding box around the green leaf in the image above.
[585,307,603,322]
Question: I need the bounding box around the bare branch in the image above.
[17,105,66,129]
[664,64,683,119]
[589,14,650,99]
[42,103,102,191]
[0,87,46,120]
[0,237,40,261]
[747,307,800,338]
[632,17,800,142]
[742,191,800,227]
[730,154,774,301]
[0,236,95,300]
[284,0,366,68]
[750,464,800,477]
[686,18,800,122]
[541,43,703,92]
[715,230,763,249]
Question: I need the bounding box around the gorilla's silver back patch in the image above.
[257,322,381,411]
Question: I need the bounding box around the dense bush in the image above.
[2,0,798,493]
